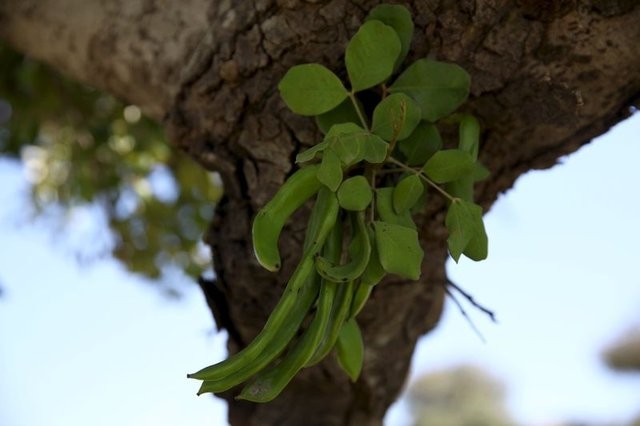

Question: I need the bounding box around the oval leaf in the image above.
[346,20,401,91]
[279,64,348,116]
[389,59,470,122]
[374,220,423,280]
[366,4,414,69]
[317,149,343,191]
[371,93,421,141]
[336,319,364,382]
[445,199,484,262]
[422,149,474,184]
[463,222,488,261]
[337,176,372,211]
[399,122,443,166]
[393,174,424,214]
[362,134,389,163]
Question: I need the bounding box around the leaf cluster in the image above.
[191,4,490,402]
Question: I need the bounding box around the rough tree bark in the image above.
[2,1,640,425]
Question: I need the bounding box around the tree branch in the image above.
[0,0,212,120]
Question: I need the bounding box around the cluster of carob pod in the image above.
[188,4,489,402]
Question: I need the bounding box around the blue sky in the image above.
[1,114,640,426]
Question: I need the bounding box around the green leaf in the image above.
[316,98,361,134]
[374,221,423,280]
[472,162,490,181]
[445,199,484,262]
[325,123,388,166]
[360,227,386,286]
[279,64,348,116]
[336,319,364,382]
[317,149,343,191]
[459,114,480,160]
[463,221,489,261]
[326,122,364,137]
[446,176,473,202]
[371,93,421,141]
[362,134,389,164]
[366,4,414,69]
[337,176,372,211]
[393,174,424,214]
[346,20,401,91]
[398,122,442,166]
[375,187,416,229]
[296,140,328,163]
[389,59,470,122]
[422,149,474,183]
[326,123,367,166]
[446,162,490,200]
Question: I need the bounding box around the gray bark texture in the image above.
[2,1,640,425]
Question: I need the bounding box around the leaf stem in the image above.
[376,167,405,175]
[383,98,407,162]
[349,91,369,131]
[364,164,377,224]
[387,157,455,202]
[385,135,399,162]
[381,84,389,99]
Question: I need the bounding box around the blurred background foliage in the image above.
[0,42,222,294]
[407,365,515,426]
[604,327,640,373]
[407,351,640,426]
[601,324,640,425]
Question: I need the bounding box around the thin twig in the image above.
[446,278,497,323]
[444,286,486,343]
[387,157,455,201]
